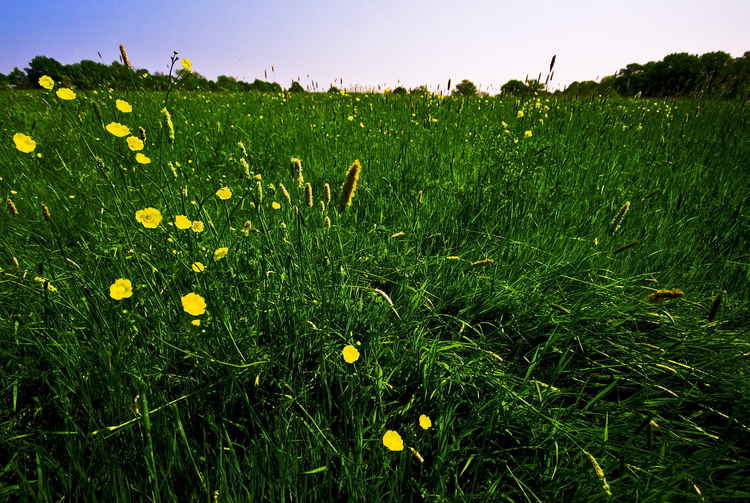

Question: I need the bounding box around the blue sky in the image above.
[1,0,747,92]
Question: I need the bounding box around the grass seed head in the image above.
[647,288,684,303]
[610,200,631,233]
[161,107,175,143]
[42,204,51,221]
[6,198,18,216]
[290,157,304,187]
[323,183,332,205]
[339,160,362,208]
[119,44,133,70]
[138,126,146,141]
[278,183,292,205]
[305,183,314,207]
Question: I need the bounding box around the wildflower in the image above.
[647,289,684,303]
[339,160,362,207]
[191,262,206,272]
[347,115,354,121]
[213,247,228,261]
[13,133,36,153]
[191,319,201,326]
[271,201,281,210]
[180,58,193,72]
[181,292,206,316]
[38,75,54,89]
[135,153,151,164]
[304,183,314,207]
[105,122,130,137]
[109,279,133,300]
[524,130,533,138]
[191,220,205,233]
[56,88,76,100]
[119,44,133,69]
[290,157,304,188]
[501,120,508,128]
[161,107,175,143]
[278,183,292,205]
[34,276,57,292]
[175,215,192,229]
[516,110,524,118]
[126,136,144,151]
[419,414,432,430]
[116,99,132,113]
[342,344,360,363]
[215,187,232,200]
[134,207,162,228]
[382,430,404,451]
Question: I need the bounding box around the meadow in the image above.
[1,78,749,502]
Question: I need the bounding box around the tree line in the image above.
[1,50,748,99]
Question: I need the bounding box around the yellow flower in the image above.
[174,215,192,229]
[105,122,130,137]
[135,207,162,228]
[516,110,524,118]
[191,220,205,233]
[501,120,508,128]
[191,319,201,326]
[347,115,354,121]
[215,187,232,200]
[135,153,151,164]
[271,201,281,210]
[109,278,133,300]
[382,430,404,451]
[56,88,76,100]
[38,75,54,90]
[191,261,206,272]
[115,99,132,113]
[419,414,432,430]
[181,292,206,316]
[213,247,229,261]
[181,58,193,72]
[126,136,144,151]
[524,130,533,138]
[342,345,360,363]
[13,133,36,153]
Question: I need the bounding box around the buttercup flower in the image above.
[126,136,144,151]
[105,122,130,137]
[419,414,432,430]
[215,187,232,200]
[109,279,133,300]
[191,262,206,272]
[135,207,162,228]
[382,430,404,451]
[191,220,205,233]
[516,110,524,118]
[180,59,193,72]
[56,88,76,100]
[191,319,201,326]
[181,292,206,316]
[135,153,151,164]
[271,201,281,210]
[213,247,228,261]
[116,99,132,113]
[524,130,533,138]
[174,215,192,229]
[13,133,36,153]
[342,345,360,364]
[38,75,54,90]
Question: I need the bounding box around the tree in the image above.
[410,85,429,95]
[0,72,9,90]
[327,85,340,94]
[24,56,65,87]
[288,81,305,93]
[216,75,239,92]
[452,79,477,96]
[8,67,29,88]
[392,86,407,95]
[501,79,528,96]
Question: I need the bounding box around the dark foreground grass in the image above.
[1,87,749,502]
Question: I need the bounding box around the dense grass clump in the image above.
[1,84,749,501]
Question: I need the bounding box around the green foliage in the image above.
[452,78,478,96]
[410,85,429,95]
[288,80,306,93]
[392,86,407,95]
[1,88,749,502]
[501,79,529,96]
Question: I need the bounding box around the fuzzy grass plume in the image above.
[119,44,133,70]
[278,183,292,205]
[304,183,314,207]
[610,200,631,233]
[161,108,175,143]
[6,198,18,216]
[648,288,685,303]
[338,160,362,208]
[290,157,304,188]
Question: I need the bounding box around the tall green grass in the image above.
[1,87,749,501]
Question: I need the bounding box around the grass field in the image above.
[1,85,749,501]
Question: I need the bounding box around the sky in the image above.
[1,0,747,92]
